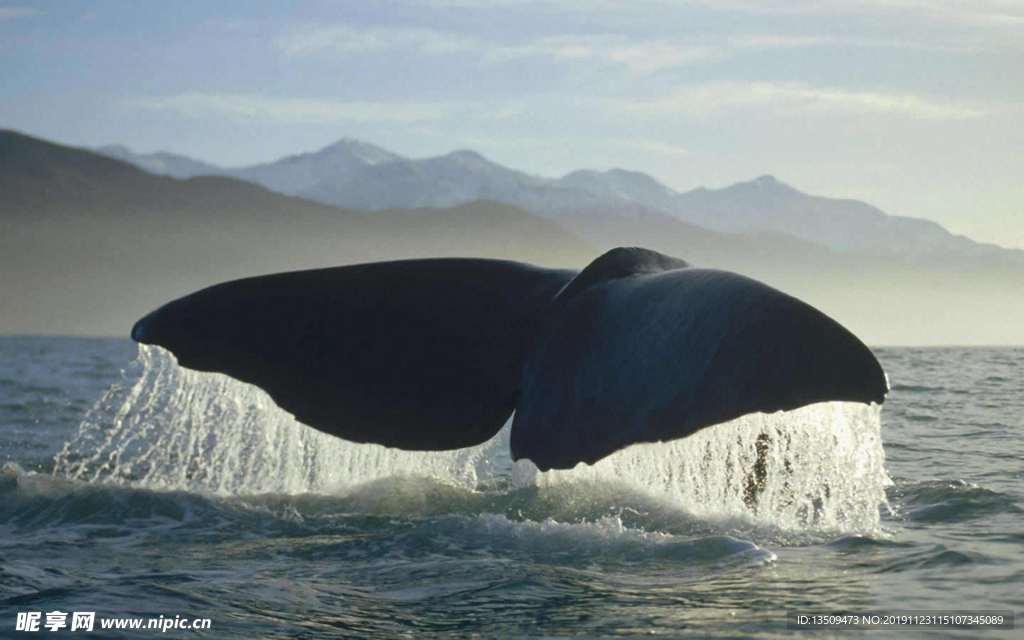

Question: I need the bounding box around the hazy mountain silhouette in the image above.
[670,175,1016,261]
[10,130,1023,344]
[90,138,403,194]
[93,144,222,180]
[96,138,1022,266]
[2,130,596,335]
[224,138,404,196]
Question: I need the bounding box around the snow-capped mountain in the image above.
[225,138,404,196]
[95,138,1022,265]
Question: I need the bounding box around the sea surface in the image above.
[1,337,1021,637]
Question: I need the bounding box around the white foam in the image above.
[535,401,889,532]
[55,345,890,532]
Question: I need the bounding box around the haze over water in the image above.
[1,337,1021,637]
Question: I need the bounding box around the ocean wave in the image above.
[891,384,947,393]
[52,346,892,538]
[888,479,1022,523]
[874,544,998,573]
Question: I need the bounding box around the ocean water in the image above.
[1,337,1020,637]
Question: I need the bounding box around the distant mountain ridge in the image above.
[94,144,222,179]
[93,138,1023,265]
[5,129,1022,344]
[1,130,597,335]
[223,138,404,196]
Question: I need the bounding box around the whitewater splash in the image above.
[55,345,890,531]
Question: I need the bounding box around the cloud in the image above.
[126,93,461,124]
[485,35,720,73]
[610,82,987,120]
[275,25,723,74]
[726,34,975,54]
[279,26,722,73]
[416,0,1024,28]
[124,86,986,137]
[495,33,971,73]
[702,0,1024,22]
[0,7,37,19]
[417,0,584,7]
[274,23,982,76]
[833,0,1024,26]
[275,25,476,57]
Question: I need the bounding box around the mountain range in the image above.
[2,130,594,335]
[93,139,1022,266]
[1,129,1020,344]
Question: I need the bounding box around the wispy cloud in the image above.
[726,34,975,54]
[484,35,720,73]
[275,25,475,57]
[417,0,582,7]
[699,0,1024,23]
[417,0,1024,27]
[275,25,723,74]
[0,7,37,20]
[488,32,970,73]
[820,0,1024,26]
[123,85,986,133]
[275,23,979,75]
[126,93,461,124]
[609,82,987,120]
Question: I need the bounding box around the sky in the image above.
[2,0,1022,249]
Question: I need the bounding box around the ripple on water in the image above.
[890,479,1022,524]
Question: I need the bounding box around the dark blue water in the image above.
[1,338,1021,637]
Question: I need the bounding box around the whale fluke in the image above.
[132,258,576,450]
[512,248,888,470]
[132,247,887,469]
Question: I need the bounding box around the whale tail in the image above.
[132,248,887,470]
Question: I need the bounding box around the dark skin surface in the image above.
[133,248,887,469]
[134,258,575,450]
[512,251,888,470]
